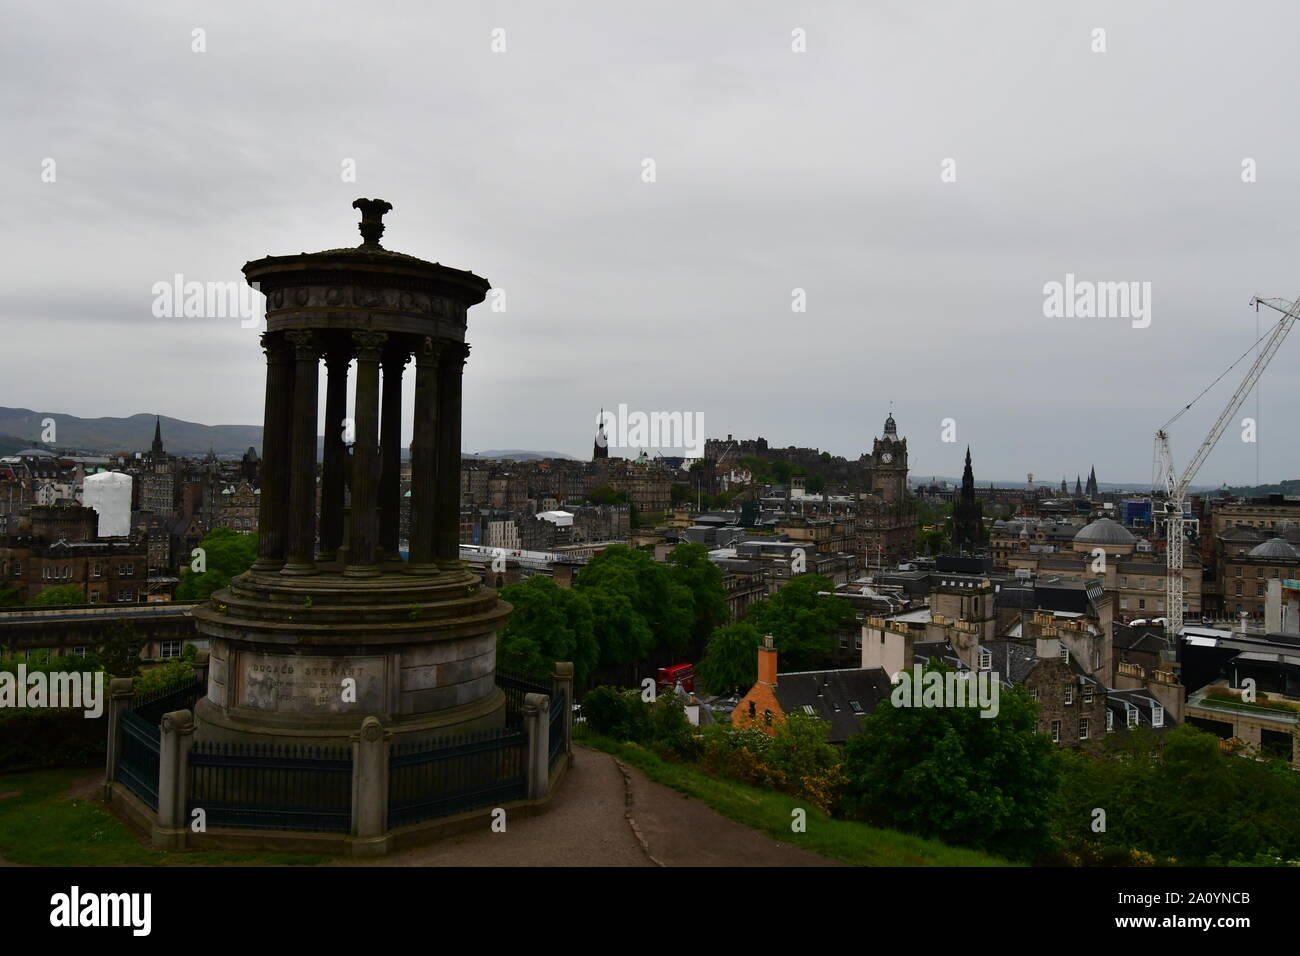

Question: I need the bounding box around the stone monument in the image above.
[192,199,510,747]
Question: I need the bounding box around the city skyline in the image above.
[7,3,1300,484]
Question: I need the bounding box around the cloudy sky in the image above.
[5,1,1300,486]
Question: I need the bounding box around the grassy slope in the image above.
[581,738,1015,867]
[0,768,327,866]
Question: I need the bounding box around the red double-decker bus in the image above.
[656,663,695,693]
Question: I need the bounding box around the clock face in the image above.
[881,452,893,464]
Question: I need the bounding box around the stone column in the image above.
[552,662,574,759]
[407,337,443,572]
[346,331,386,576]
[350,716,391,857]
[253,334,294,571]
[379,348,409,560]
[154,708,195,850]
[523,692,550,801]
[102,677,134,800]
[319,345,351,561]
[282,331,320,575]
[435,343,470,569]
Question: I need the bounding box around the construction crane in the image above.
[1153,293,1300,644]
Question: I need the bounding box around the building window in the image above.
[840,633,849,649]
[854,634,862,651]
[72,646,88,656]
[89,591,100,603]
[1059,643,1069,663]
[1106,709,1114,733]
[1138,599,1146,610]
[161,641,181,659]
[978,650,991,670]
[1235,582,1243,596]
[748,700,756,718]
[1029,688,1039,701]
[1127,706,1138,729]
[764,709,773,726]
[1152,704,1164,728]
[1064,685,1074,705]
[1236,566,1243,577]
[1083,685,1093,703]
[1079,718,1090,740]
[92,563,102,578]
[1120,575,1128,588]
[121,563,134,577]
[1050,720,1061,743]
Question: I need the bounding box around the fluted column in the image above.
[379,347,409,560]
[253,333,293,571]
[319,344,350,561]
[435,342,469,569]
[281,331,320,575]
[407,337,443,572]
[345,331,386,576]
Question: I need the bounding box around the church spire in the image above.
[151,415,164,458]
[592,409,609,461]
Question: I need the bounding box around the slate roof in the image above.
[772,667,893,742]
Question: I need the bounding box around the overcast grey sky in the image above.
[4,1,1300,486]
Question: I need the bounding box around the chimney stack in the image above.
[758,634,778,686]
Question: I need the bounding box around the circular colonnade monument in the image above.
[192,199,510,748]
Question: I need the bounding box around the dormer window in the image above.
[978,650,991,670]
[1059,643,1069,663]
[1127,706,1138,729]
[1152,704,1164,728]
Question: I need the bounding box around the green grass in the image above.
[0,768,329,866]
[579,737,1016,867]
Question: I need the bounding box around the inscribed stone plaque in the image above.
[236,651,386,713]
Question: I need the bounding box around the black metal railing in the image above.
[548,687,566,770]
[388,726,527,828]
[495,668,550,726]
[132,674,206,725]
[119,708,161,810]
[188,741,353,833]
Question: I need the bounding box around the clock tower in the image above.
[857,409,917,569]
[871,411,908,504]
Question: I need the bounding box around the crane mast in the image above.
[1158,294,1300,644]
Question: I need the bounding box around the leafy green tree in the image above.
[696,622,762,695]
[1051,724,1300,865]
[586,588,655,669]
[175,526,257,600]
[843,666,1060,862]
[0,588,24,608]
[581,686,653,743]
[496,576,599,685]
[744,574,854,670]
[97,619,142,679]
[665,542,729,645]
[29,584,85,606]
[576,545,692,655]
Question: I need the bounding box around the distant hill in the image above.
[1222,479,1300,497]
[0,434,32,456]
[467,449,576,461]
[0,407,261,458]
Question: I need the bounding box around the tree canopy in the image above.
[743,573,854,670]
[843,664,1060,862]
[175,526,257,601]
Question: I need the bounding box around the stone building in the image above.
[856,412,917,569]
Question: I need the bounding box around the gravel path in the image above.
[353,746,837,867]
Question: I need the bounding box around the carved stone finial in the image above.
[352,198,393,247]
